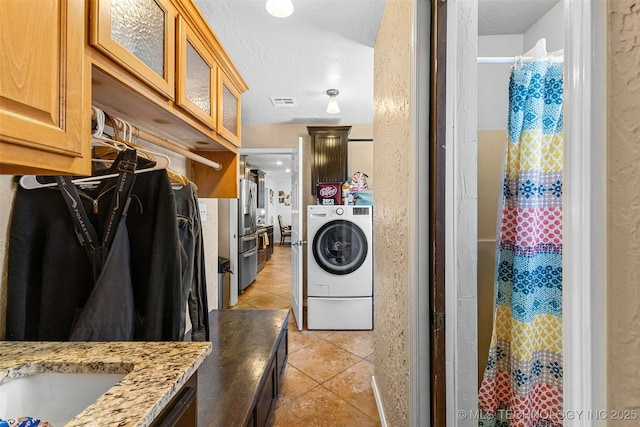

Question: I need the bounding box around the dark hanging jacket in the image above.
[6,156,183,341]
[174,183,209,341]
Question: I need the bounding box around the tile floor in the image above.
[232,244,381,427]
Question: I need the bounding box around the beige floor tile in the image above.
[270,385,379,427]
[276,364,319,408]
[250,294,291,310]
[323,330,374,358]
[239,284,271,299]
[287,309,297,325]
[287,324,322,353]
[270,282,292,295]
[306,329,337,341]
[287,340,361,383]
[235,245,380,426]
[230,300,257,309]
[322,359,379,421]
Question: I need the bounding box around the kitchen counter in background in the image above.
[256,225,274,272]
[0,341,211,426]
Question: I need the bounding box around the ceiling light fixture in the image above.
[326,89,340,114]
[266,0,294,18]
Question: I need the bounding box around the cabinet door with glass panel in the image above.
[176,15,217,130]
[90,0,176,99]
[217,70,242,146]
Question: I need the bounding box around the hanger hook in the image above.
[91,106,106,137]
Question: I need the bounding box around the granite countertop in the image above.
[0,341,212,426]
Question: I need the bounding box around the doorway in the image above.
[446,0,608,422]
[476,0,565,389]
[242,149,295,243]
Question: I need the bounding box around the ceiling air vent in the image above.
[270,97,297,107]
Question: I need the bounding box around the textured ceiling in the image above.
[196,0,386,127]
[478,0,561,35]
[197,0,561,178]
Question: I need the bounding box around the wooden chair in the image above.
[278,215,291,245]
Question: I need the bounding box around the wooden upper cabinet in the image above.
[217,70,242,146]
[176,15,217,130]
[90,0,176,100]
[89,0,247,150]
[0,0,90,175]
[308,126,352,195]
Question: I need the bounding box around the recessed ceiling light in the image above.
[266,0,294,18]
[276,161,283,165]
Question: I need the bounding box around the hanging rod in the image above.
[131,127,222,171]
[477,56,564,64]
[94,108,222,171]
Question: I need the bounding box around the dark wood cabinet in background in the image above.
[254,170,265,208]
[307,126,352,195]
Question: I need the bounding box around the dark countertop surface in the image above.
[197,309,290,426]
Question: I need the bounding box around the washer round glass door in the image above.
[312,220,368,275]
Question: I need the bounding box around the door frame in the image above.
[239,147,296,244]
[443,0,608,424]
[562,0,608,421]
[290,138,304,331]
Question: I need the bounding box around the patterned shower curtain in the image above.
[478,60,564,427]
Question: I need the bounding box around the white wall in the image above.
[524,2,564,53]
[273,178,292,244]
[348,140,374,190]
[478,35,524,130]
[264,174,278,227]
[478,1,564,132]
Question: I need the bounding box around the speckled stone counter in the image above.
[197,309,290,427]
[0,341,211,426]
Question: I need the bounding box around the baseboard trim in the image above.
[372,375,388,427]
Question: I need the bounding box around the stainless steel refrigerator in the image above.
[237,178,258,291]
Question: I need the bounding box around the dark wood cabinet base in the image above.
[151,373,198,427]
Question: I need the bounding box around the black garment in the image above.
[6,155,183,341]
[56,156,138,341]
[68,219,135,341]
[174,183,209,341]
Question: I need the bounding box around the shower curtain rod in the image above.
[477,56,564,64]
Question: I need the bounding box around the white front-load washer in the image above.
[307,205,373,330]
